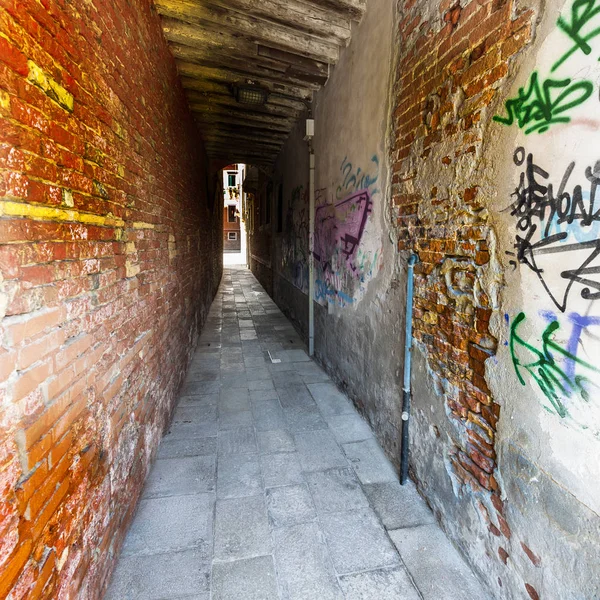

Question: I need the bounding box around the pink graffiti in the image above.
[314,189,372,276]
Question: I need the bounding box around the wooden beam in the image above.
[169,43,328,88]
[203,130,284,147]
[299,0,366,21]
[175,59,315,99]
[157,6,340,64]
[187,96,300,120]
[193,113,292,134]
[184,89,305,114]
[200,0,352,45]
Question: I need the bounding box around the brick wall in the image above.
[391,0,535,596]
[0,0,222,597]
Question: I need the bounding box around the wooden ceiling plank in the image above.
[297,0,366,21]
[176,59,317,98]
[158,6,340,64]
[200,0,351,45]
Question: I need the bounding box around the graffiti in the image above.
[509,311,600,422]
[336,155,379,199]
[313,189,374,306]
[553,0,600,70]
[493,72,593,134]
[495,0,600,134]
[281,185,309,291]
[505,147,600,311]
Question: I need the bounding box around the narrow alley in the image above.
[1,0,600,598]
[106,267,487,600]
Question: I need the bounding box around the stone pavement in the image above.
[105,266,490,600]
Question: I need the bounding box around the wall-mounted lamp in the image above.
[234,85,269,106]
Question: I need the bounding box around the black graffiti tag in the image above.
[506,147,600,311]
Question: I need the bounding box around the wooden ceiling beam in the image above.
[200,0,352,45]
[170,43,328,87]
[181,80,306,111]
[176,59,316,98]
[158,6,340,64]
[193,114,292,134]
[298,0,366,21]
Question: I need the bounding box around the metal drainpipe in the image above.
[308,144,315,357]
[400,253,418,485]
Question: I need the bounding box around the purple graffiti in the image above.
[314,189,372,276]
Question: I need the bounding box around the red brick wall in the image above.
[0,0,222,597]
[391,0,535,595]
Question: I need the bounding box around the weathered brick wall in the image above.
[393,0,532,504]
[389,0,568,598]
[0,0,222,597]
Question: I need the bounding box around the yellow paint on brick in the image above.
[0,201,124,227]
[168,233,177,260]
[27,61,74,112]
[0,90,10,110]
[132,221,155,229]
[125,260,140,278]
[125,241,136,254]
[62,189,74,208]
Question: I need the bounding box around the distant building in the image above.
[223,164,244,252]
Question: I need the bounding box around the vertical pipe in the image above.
[308,147,315,356]
[400,253,418,485]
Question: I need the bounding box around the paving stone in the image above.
[266,484,316,528]
[339,566,421,600]
[166,418,218,439]
[214,495,271,561]
[260,452,304,488]
[218,427,257,455]
[248,378,275,391]
[257,429,295,454]
[174,404,217,423]
[217,454,262,499]
[251,399,286,431]
[343,439,398,484]
[272,370,304,385]
[250,388,280,402]
[285,405,328,433]
[105,550,210,600]
[218,409,253,430]
[219,389,251,413]
[326,413,373,444]
[320,508,400,575]
[143,456,215,498]
[121,494,213,558]
[307,382,354,416]
[186,370,219,382]
[273,522,344,600]
[294,430,348,472]
[388,524,491,599]
[177,394,218,407]
[212,556,278,600]
[157,436,217,459]
[278,383,316,409]
[181,380,220,395]
[304,467,369,514]
[246,368,272,381]
[220,373,248,390]
[364,480,436,530]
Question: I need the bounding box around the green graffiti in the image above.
[553,0,600,71]
[509,312,599,418]
[493,72,593,134]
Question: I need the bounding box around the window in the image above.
[227,173,236,187]
[228,232,237,240]
[227,205,237,222]
[277,184,283,233]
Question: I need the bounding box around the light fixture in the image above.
[234,84,268,106]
